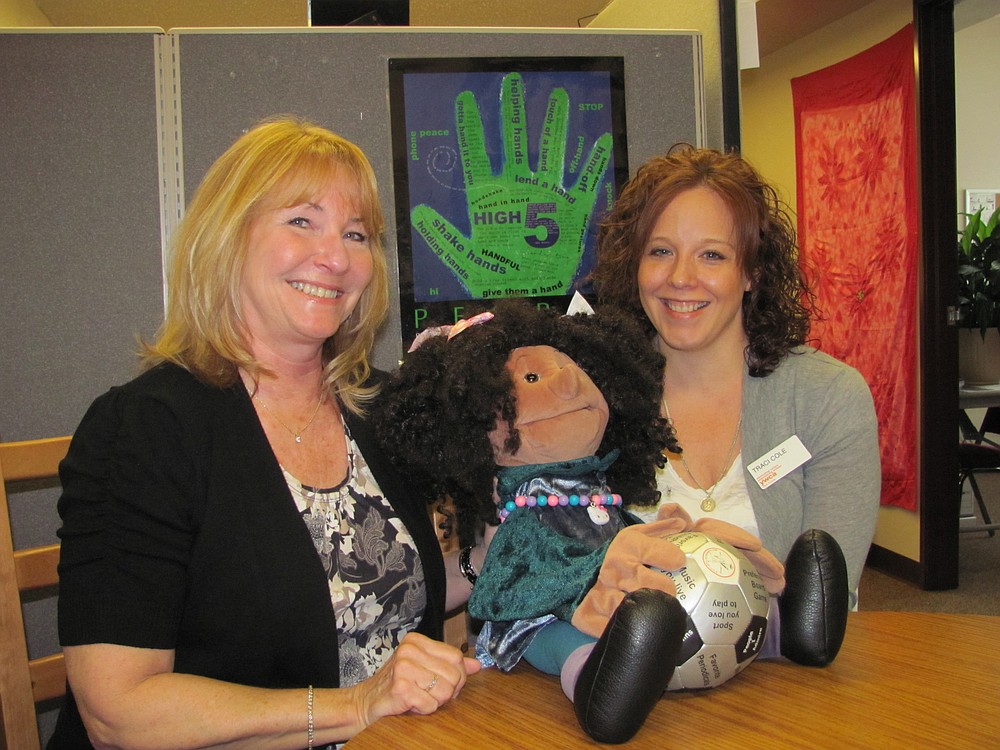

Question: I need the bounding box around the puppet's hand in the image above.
[571,519,687,638]
[656,503,786,595]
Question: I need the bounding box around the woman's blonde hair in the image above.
[143,116,388,413]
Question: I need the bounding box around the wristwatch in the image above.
[458,545,478,585]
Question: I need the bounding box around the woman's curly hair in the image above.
[592,145,815,377]
[374,300,677,541]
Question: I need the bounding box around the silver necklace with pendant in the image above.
[255,392,325,444]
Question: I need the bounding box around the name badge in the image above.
[747,435,811,490]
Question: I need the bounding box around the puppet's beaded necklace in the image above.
[498,492,622,522]
[660,396,742,513]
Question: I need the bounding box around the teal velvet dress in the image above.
[469,452,641,671]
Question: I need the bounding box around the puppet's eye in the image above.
[524,372,539,383]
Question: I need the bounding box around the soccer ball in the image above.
[659,530,771,690]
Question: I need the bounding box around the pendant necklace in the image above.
[255,391,326,444]
[660,395,742,513]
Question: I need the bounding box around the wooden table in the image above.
[345,612,1000,748]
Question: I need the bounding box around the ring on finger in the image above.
[423,673,438,692]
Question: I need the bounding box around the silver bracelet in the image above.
[458,545,478,585]
[307,684,315,750]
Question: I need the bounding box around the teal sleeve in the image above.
[468,510,610,622]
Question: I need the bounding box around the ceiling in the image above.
[24,0,880,57]
[31,0,307,29]
[753,0,874,58]
[24,0,999,55]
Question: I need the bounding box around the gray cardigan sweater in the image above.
[740,347,881,597]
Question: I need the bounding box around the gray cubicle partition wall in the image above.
[173,28,704,370]
[0,29,165,742]
[1,25,703,519]
[1,27,701,742]
[1,30,165,446]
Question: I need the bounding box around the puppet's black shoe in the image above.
[779,529,849,666]
[573,588,686,744]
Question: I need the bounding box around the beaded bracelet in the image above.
[498,492,622,522]
[307,684,314,750]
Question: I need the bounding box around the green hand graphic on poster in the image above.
[410,72,613,299]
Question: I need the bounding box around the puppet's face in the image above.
[490,345,609,466]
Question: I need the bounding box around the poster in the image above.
[388,57,628,344]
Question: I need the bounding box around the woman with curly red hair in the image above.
[593,146,880,607]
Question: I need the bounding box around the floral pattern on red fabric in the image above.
[792,25,917,510]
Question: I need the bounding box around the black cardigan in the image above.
[49,364,443,748]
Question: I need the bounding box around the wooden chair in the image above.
[0,436,71,749]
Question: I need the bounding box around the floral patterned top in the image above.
[284,424,426,688]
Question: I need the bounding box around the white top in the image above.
[631,451,759,536]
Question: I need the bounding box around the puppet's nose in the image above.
[550,363,583,400]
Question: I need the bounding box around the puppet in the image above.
[376,300,848,743]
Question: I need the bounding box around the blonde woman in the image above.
[52,117,480,749]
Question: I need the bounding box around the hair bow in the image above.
[406,311,495,353]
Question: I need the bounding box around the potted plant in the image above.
[958,205,1000,384]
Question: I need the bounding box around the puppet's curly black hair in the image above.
[374,300,677,542]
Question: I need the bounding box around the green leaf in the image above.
[957,206,1000,331]
[986,208,1000,238]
